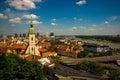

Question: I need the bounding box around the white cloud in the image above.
[76,0,86,5]
[92,24,97,27]
[51,22,57,26]
[0,13,7,19]
[72,27,77,30]
[73,17,83,21]
[78,18,83,21]
[88,28,94,31]
[108,16,118,22]
[104,21,109,24]
[33,20,42,24]
[80,26,86,29]
[4,8,25,19]
[9,17,21,23]
[22,14,38,19]
[103,16,118,25]
[6,0,42,10]
[28,20,43,25]
[52,18,56,21]
[4,8,11,13]
[73,17,77,20]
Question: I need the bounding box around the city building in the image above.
[83,43,110,52]
[49,32,54,38]
[57,45,83,58]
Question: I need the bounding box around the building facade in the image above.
[83,43,110,52]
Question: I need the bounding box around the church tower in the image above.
[25,17,40,56]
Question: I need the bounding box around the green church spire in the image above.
[29,16,35,34]
[30,16,33,28]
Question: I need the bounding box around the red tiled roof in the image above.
[43,52,57,55]
[58,45,69,51]
[42,52,57,57]
[37,39,47,44]
[38,48,47,53]
[11,44,27,49]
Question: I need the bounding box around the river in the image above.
[75,38,120,49]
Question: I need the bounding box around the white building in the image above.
[83,43,110,52]
[25,18,40,56]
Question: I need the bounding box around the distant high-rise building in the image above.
[15,33,18,37]
[19,34,22,37]
[0,35,2,38]
[49,32,54,36]
[25,17,40,56]
[23,33,26,37]
[49,32,54,38]
[36,32,39,37]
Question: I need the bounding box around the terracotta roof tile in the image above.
[58,45,69,51]
[38,48,47,53]
[11,44,27,49]
[42,52,57,57]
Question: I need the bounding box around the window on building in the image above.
[31,37,33,41]
[32,47,34,51]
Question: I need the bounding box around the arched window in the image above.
[31,37,33,40]
[32,47,34,51]
[31,37,33,43]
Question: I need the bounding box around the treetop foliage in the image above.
[0,53,46,80]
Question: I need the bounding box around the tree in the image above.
[87,61,105,76]
[77,51,88,58]
[108,69,120,80]
[0,53,46,80]
[50,56,61,63]
[94,51,112,57]
[75,61,88,70]
[75,61,105,76]
[0,53,7,78]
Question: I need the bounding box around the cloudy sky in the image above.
[0,0,120,35]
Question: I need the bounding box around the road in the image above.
[60,54,120,70]
[99,63,120,71]
[61,54,120,65]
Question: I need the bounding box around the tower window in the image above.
[31,37,33,40]
[32,47,34,51]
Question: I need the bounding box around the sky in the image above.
[0,0,120,35]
